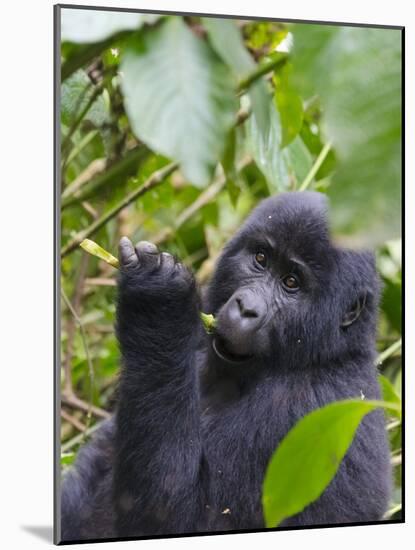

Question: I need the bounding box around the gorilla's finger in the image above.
[135,241,160,269]
[119,236,138,268]
[160,252,175,270]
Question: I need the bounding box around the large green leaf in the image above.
[274,63,304,148]
[61,7,160,43]
[61,69,109,128]
[203,17,271,137]
[262,399,399,528]
[292,25,402,243]
[246,101,312,193]
[121,18,237,187]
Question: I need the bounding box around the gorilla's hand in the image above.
[117,237,196,308]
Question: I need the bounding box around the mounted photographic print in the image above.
[55,4,404,545]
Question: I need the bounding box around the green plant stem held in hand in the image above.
[80,239,120,268]
[79,238,216,333]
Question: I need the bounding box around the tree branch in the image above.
[65,130,100,168]
[61,161,179,257]
[61,31,132,81]
[61,287,110,425]
[62,82,105,152]
[61,409,87,432]
[299,141,333,192]
[383,503,401,520]
[61,421,102,453]
[61,392,110,420]
[152,157,252,247]
[63,252,90,396]
[376,338,402,366]
[237,52,288,93]
[62,146,149,208]
[62,158,106,198]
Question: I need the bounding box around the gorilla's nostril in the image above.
[244,309,258,318]
[236,297,258,318]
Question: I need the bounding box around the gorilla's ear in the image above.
[341,294,367,328]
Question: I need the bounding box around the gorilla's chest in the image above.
[196,365,375,530]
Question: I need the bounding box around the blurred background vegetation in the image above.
[59,9,402,520]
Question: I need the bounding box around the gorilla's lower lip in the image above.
[212,337,253,364]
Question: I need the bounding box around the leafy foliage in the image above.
[121,18,237,186]
[203,17,271,136]
[61,69,109,128]
[292,25,402,242]
[61,9,160,43]
[263,399,401,527]
[59,8,402,523]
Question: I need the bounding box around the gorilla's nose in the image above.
[236,294,261,319]
[217,290,267,357]
[228,290,266,331]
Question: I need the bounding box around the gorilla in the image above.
[60,191,391,542]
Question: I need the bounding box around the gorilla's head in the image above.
[206,192,380,371]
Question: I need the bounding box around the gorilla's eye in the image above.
[282,274,300,291]
[254,251,267,268]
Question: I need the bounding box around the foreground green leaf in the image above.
[246,101,312,193]
[262,398,399,527]
[121,18,237,187]
[274,63,304,148]
[61,69,109,128]
[203,17,271,137]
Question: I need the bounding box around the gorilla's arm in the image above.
[114,239,202,536]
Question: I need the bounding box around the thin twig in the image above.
[62,158,106,199]
[88,325,115,334]
[61,31,131,81]
[383,503,402,519]
[61,82,105,153]
[61,421,103,453]
[237,53,288,93]
[299,141,333,192]
[62,392,110,420]
[85,277,116,287]
[391,454,402,467]
[61,409,87,432]
[81,201,99,219]
[65,129,99,168]
[151,157,252,247]
[61,287,98,426]
[376,338,402,366]
[176,157,252,226]
[235,106,252,126]
[386,419,401,431]
[62,146,149,208]
[63,253,90,395]
[61,161,179,257]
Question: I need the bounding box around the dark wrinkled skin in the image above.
[60,192,391,542]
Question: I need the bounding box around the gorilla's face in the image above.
[206,192,378,369]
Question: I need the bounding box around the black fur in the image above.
[60,192,391,542]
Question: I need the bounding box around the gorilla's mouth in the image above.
[212,336,253,364]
